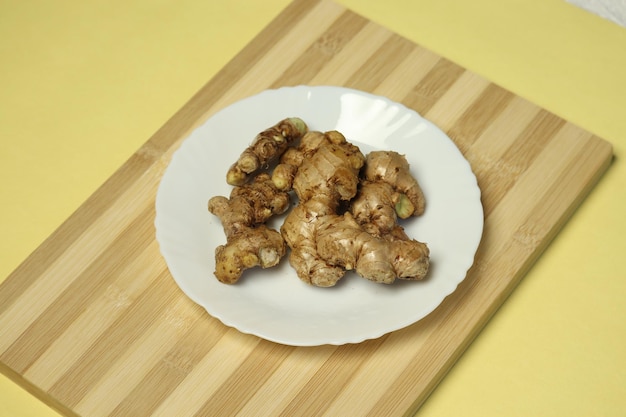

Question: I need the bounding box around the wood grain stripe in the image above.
[270,10,369,88]
[403,58,466,115]
[48,269,180,407]
[469,95,542,160]
[0,203,157,374]
[479,110,566,217]
[309,22,394,85]
[104,316,230,417]
[447,83,514,153]
[150,329,262,417]
[23,240,167,390]
[525,135,612,244]
[424,71,492,138]
[474,123,592,275]
[374,45,441,102]
[235,346,337,416]
[345,34,416,91]
[194,341,295,417]
[278,338,387,416]
[320,313,442,416]
[75,296,206,417]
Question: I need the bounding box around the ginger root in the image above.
[358,150,425,220]
[347,151,430,281]
[209,118,430,287]
[275,131,429,286]
[276,130,365,286]
[208,173,290,284]
[226,117,308,186]
[315,212,429,284]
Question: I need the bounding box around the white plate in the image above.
[155,85,483,346]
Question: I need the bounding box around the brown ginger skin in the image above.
[348,150,430,281]
[208,173,290,284]
[275,130,365,286]
[359,150,426,219]
[315,212,430,283]
[226,117,308,186]
[274,132,429,286]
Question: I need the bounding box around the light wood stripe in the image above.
[403,57,466,115]
[74,295,204,417]
[320,314,441,416]
[24,240,167,389]
[107,314,229,416]
[1,204,157,375]
[234,346,337,416]
[278,338,387,416]
[344,34,417,91]
[0,1,613,416]
[446,83,514,153]
[374,45,441,101]
[269,10,369,88]
[480,110,566,216]
[149,329,261,417]
[310,22,394,85]
[194,341,296,416]
[424,70,492,135]
[48,269,180,406]
[468,95,543,165]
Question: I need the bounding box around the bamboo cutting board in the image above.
[0,0,613,416]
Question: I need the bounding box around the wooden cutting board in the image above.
[0,0,613,415]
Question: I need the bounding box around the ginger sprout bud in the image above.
[242,253,259,268]
[226,167,247,186]
[394,194,415,219]
[287,117,308,136]
[238,151,260,173]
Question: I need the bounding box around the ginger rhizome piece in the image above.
[209,117,429,286]
[315,212,429,284]
[208,173,290,284]
[226,117,308,186]
[273,131,430,286]
[275,130,364,287]
[358,150,426,220]
[348,151,430,281]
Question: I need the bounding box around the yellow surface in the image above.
[1,0,624,415]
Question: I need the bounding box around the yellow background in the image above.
[1,0,625,415]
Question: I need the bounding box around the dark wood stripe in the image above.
[345,34,417,92]
[402,58,465,115]
[0,202,157,373]
[194,341,295,416]
[448,83,514,154]
[109,312,228,417]
[503,110,566,171]
[48,268,181,407]
[271,10,369,88]
[517,133,611,252]
[480,110,566,217]
[278,337,387,416]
